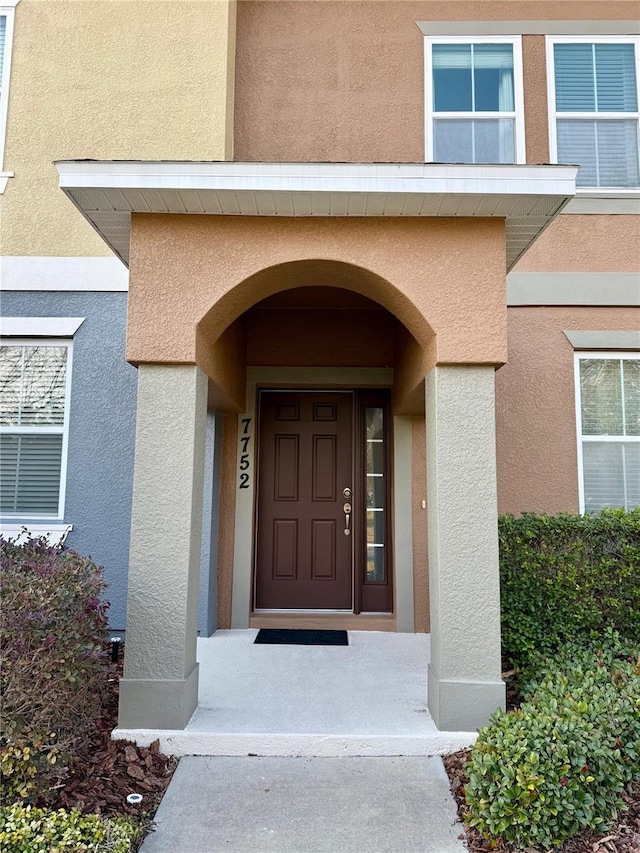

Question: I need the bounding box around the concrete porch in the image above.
[113,630,478,756]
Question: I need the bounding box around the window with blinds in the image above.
[425,36,525,164]
[576,354,640,513]
[0,344,72,516]
[549,38,640,188]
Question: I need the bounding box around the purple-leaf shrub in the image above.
[0,537,109,804]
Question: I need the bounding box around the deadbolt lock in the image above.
[343,487,352,498]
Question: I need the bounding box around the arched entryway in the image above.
[118,216,508,734]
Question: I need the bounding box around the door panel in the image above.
[256,391,353,610]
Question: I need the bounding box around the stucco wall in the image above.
[2,0,236,256]
[1,292,137,630]
[234,0,636,163]
[496,305,640,515]
[127,215,508,385]
[512,217,640,273]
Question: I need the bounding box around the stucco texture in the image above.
[426,366,502,680]
[125,365,207,681]
[2,0,235,256]
[496,306,640,515]
[127,214,508,413]
[234,0,636,164]
[513,217,640,272]
[0,291,137,630]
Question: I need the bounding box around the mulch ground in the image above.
[53,647,177,843]
[46,650,640,853]
[443,749,640,853]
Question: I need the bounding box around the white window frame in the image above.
[0,336,74,520]
[0,1,19,193]
[546,35,640,192]
[424,35,526,164]
[574,351,640,514]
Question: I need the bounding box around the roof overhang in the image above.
[55,161,578,270]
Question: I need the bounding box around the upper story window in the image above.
[0,2,19,192]
[575,353,640,514]
[548,37,640,188]
[0,340,73,518]
[425,36,525,164]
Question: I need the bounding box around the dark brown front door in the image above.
[255,391,353,610]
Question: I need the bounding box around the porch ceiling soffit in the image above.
[55,161,577,272]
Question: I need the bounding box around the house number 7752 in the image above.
[239,418,251,489]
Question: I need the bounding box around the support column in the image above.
[119,365,207,729]
[426,366,505,731]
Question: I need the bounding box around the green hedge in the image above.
[0,805,140,853]
[464,631,640,850]
[499,509,640,672]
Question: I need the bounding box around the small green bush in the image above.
[464,632,640,850]
[499,509,640,672]
[0,804,141,853]
[0,537,109,804]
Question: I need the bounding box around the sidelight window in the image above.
[365,406,386,583]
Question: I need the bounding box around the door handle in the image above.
[343,502,352,536]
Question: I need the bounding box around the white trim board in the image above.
[0,256,129,291]
[0,524,72,546]
[0,317,85,336]
[55,160,577,271]
[507,273,640,306]
[0,3,18,191]
[417,21,640,36]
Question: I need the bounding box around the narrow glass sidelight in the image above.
[365,406,386,582]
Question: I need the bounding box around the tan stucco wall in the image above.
[513,217,640,273]
[234,0,636,163]
[522,36,550,165]
[2,0,236,256]
[127,215,508,404]
[496,305,640,515]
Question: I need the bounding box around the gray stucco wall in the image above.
[2,291,137,630]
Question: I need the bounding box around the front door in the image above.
[255,391,353,610]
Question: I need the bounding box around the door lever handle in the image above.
[343,502,351,536]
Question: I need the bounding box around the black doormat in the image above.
[254,628,348,646]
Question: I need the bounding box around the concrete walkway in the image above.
[115,630,477,756]
[139,755,467,853]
